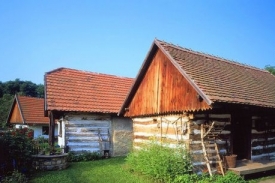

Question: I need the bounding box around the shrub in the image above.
[173,173,200,183]
[173,171,247,183]
[126,140,193,182]
[1,170,28,183]
[214,171,246,183]
[0,127,34,176]
[67,151,101,162]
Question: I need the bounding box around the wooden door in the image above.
[231,112,252,160]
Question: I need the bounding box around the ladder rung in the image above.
[190,141,202,144]
[192,160,223,166]
[208,155,219,159]
[211,168,217,173]
[205,144,215,147]
[206,150,216,153]
[207,160,223,164]
[206,138,216,141]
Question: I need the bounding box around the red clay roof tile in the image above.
[17,95,49,124]
[156,39,275,108]
[45,68,134,113]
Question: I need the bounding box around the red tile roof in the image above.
[120,39,275,115]
[7,95,49,124]
[45,68,134,113]
[156,39,275,108]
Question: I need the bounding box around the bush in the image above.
[67,151,101,162]
[0,127,34,176]
[214,171,246,183]
[1,170,28,183]
[126,140,193,182]
[173,171,247,183]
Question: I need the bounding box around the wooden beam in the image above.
[48,111,55,147]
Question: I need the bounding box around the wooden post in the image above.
[160,117,162,144]
[49,111,55,147]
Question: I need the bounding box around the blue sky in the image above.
[0,1,274,84]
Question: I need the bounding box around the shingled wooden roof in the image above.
[45,68,134,113]
[7,95,49,124]
[120,39,275,115]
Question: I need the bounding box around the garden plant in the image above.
[0,127,34,181]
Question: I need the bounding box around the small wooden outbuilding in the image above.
[119,39,275,174]
[44,68,134,156]
[6,95,57,138]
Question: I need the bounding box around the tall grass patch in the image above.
[173,171,247,183]
[126,141,192,182]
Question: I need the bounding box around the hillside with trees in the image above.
[265,65,275,75]
[0,79,44,127]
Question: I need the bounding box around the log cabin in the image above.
[119,39,275,174]
[6,95,58,138]
[44,68,134,157]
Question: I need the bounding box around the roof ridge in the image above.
[155,39,268,73]
[45,67,134,79]
[17,95,44,100]
[16,94,44,100]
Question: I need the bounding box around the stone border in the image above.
[32,153,69,171]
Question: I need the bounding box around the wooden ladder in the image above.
[201,122,225,176]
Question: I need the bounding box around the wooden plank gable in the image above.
[9,101,24,124]
[125,49,211,117]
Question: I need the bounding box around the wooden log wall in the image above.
[251,116,275,160]
[132,113,231,174]
[189,114,231,174]
[63,113,111,154]
[132,114,190,148]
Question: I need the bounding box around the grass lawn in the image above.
[29,157,152,183]
[29,156,275,183]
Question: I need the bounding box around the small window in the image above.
[42,126,49,135]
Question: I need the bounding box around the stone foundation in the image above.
[32,153,69,171]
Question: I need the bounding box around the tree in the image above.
[4,79,21,95]
[20,81,37,96]
[0,82,3,98]
[265,65,275,75]
[36,84,45,98]
[0,94,13,127]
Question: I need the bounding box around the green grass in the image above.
[248,174,275,183]
[29,156,275,183]
[29,157,152,183]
